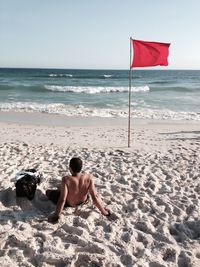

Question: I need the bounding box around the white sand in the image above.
[0,114,200,267]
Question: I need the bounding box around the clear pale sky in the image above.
[1,0,200,69]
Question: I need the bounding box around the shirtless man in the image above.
[46,157,110,223]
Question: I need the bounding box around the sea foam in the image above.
[1,102,200,121]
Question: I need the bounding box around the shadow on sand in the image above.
[0,187,55,224]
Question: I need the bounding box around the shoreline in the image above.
[0,110,199,127]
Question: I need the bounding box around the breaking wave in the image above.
[44,85,150,94]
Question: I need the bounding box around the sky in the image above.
[1,0,200,69]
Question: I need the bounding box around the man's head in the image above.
[69,157,82,174]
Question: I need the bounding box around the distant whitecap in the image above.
[48,74,73,78]
[103,75,112,78]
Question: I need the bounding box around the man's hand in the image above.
[103,208,111,217]
[48,213,60,224]
[104,209,119,221]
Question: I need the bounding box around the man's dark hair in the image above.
[69,157,82,173]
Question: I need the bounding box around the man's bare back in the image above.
[63,173,91,206]
[46,157,110,223]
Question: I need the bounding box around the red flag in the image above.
[131,39,170,68]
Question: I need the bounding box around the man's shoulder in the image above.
[82,172,93,180]
[62,173,92,182]
[62,175,71,183]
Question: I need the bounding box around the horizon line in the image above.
[1,67,200,71]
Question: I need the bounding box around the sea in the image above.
[0,68,200,121]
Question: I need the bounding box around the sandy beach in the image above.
[0,112,200,267]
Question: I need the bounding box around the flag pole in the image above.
[128,37,132,148]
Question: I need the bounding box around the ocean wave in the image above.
[152,86,194,92]
[0,102,200,121]
[44,85,150,94]
[103,75,112,78]
[0,84,48,92]
[48,74,73,78]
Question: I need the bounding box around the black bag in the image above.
[15,169,41,200]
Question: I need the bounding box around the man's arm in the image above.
[55,177,68,217]
[89,177,109,216]
[48,177,68,223]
